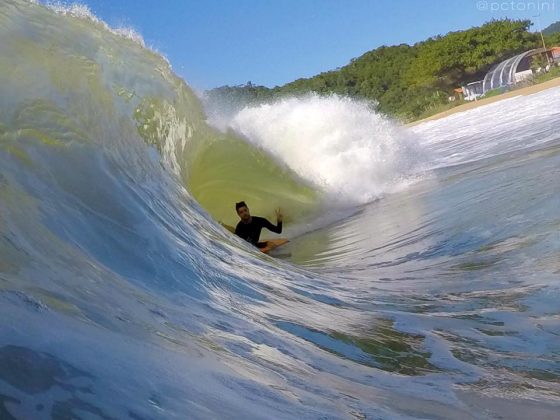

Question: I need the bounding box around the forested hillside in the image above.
[206,19,557,121]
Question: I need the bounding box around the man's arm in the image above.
[262,219,282,234]
[261,211,283,234]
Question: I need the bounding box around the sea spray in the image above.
[216,94,427,204]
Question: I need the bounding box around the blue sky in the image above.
[77,0,560,90]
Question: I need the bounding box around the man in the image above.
[234,201,283,248]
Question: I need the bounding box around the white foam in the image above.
[222,94,426,204]
[46,1,97,20]
[411,86,560,169]
[44,1,146,47]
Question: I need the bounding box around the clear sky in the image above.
[76,0,560,90]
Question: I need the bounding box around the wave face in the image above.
[1,1,560,419]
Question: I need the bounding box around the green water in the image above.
[132,94,321,227]
[186,131,320,226]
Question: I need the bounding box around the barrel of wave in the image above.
[185,129,321,230]
[0,0,319,254]
[135,97,320,229]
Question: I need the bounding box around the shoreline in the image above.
[407,76,560,126]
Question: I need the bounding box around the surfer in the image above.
[234,201,283,249]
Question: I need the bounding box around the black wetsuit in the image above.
[234,216,282,248]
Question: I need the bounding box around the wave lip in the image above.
[224,94,426,204]
[45,1,147,46]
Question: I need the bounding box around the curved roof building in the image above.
[482,48,546,93]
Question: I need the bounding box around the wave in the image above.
[208,94,427,205]
[2,1,560,418]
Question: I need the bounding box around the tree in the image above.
[205,19,546,121]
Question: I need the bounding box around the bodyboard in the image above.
[259,238,289,254]
[220,223,236,233]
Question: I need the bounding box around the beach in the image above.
[408,76,560,126]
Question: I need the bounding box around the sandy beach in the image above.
[408,76,560,126]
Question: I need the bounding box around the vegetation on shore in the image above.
[205,19,560,122]
[543,20,560,35]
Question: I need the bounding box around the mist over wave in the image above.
[209,94,427,204]
[46,1,147,47]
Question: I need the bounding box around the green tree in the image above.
[205,19,547,122]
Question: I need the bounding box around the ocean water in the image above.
[1,1,559,419]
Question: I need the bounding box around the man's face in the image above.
[237,206,251,222]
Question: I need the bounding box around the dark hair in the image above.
[235,201,247,211]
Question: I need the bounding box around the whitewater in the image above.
[1,1,559,419]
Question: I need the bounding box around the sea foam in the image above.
[220,94,426,204]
